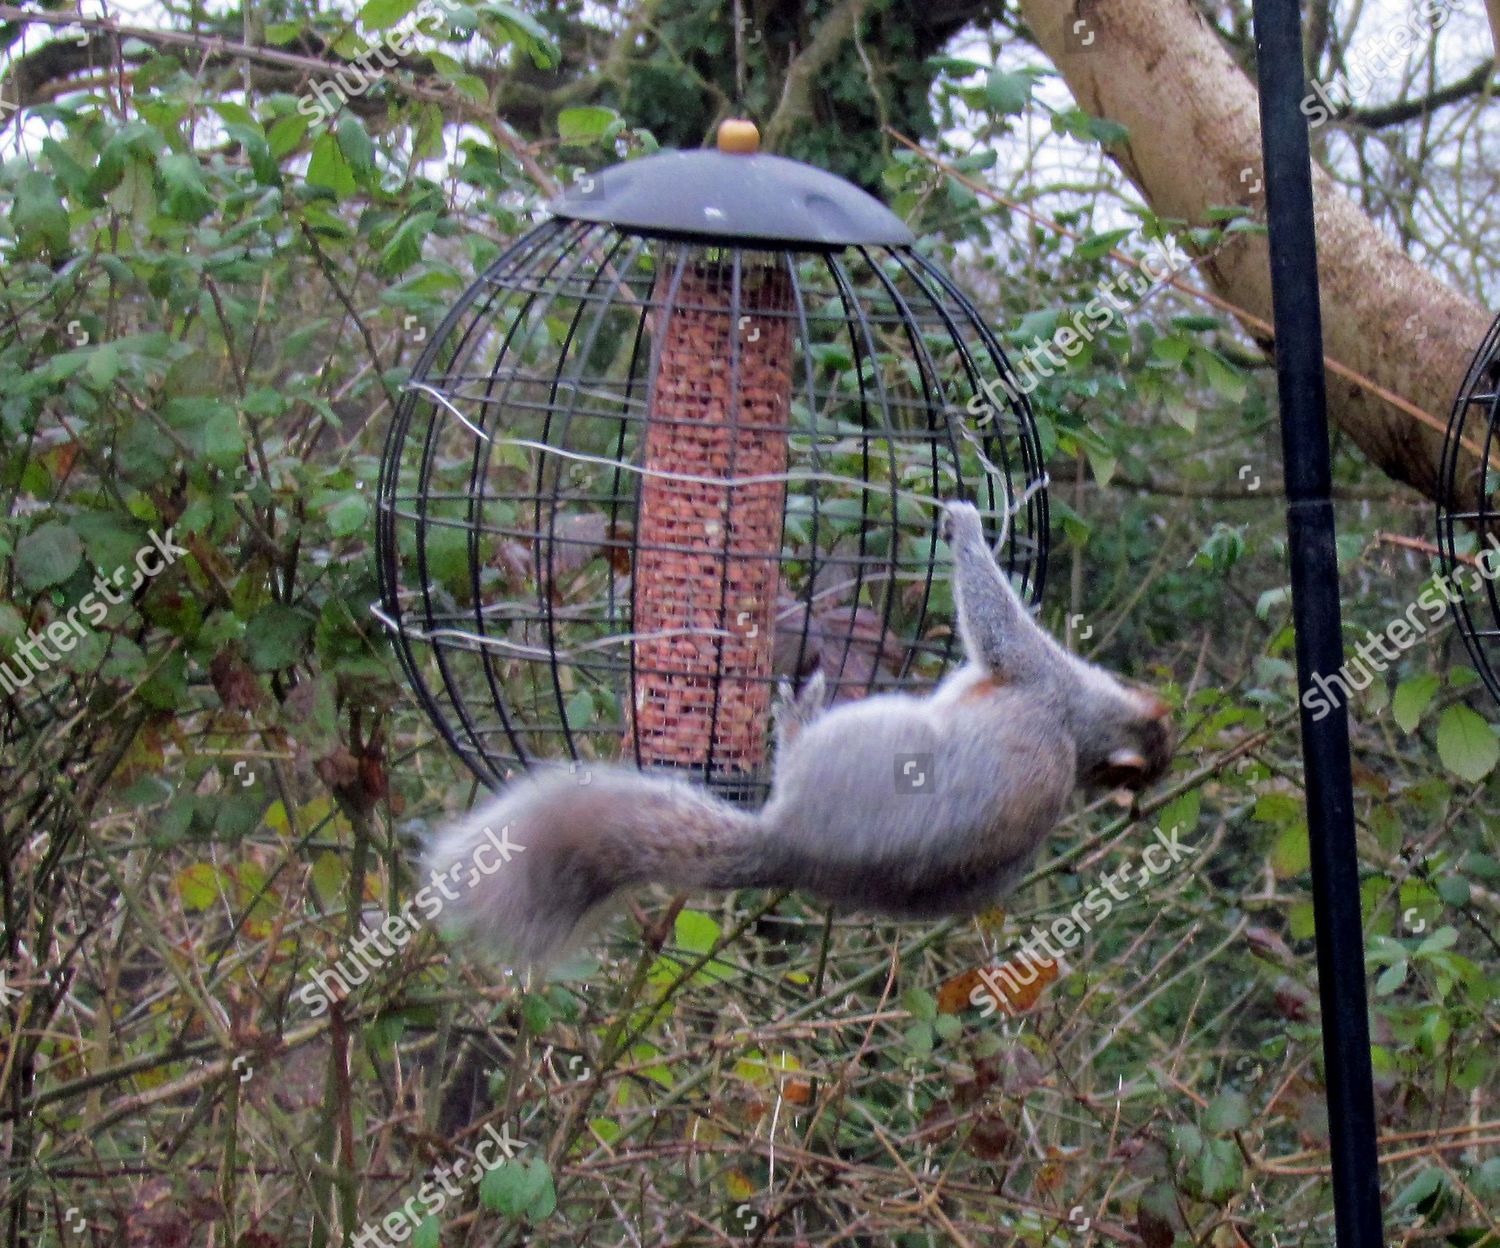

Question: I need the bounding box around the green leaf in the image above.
[306,132,357,196]
[411,1216,440,1248]
[360,0,420,29]
[1074,227,1132,260]
[983,68,1032,115]
[674,909,721,954]
[558,106,620,145]
[1085,443,1116,487]
[327,493,369,537]
[10,171,71,258]
[175,862,225,911]
[480,1158,555,1219]
[1392,1167,1444,1211]
[1152,335,1192,366]
[522,992,552,1032]
[379,210,437,277]
[268,113,310,159]
[16,521,83,590]
[244,603,314,672]
[158,153,214,222]
[1288,901,1316,940]
[1199,350,1247,403]
[194,408,246,466]
[1191,1137,1244,1203]
[1173,314,1221,333]
[1414,925,1459,956]
[1392,675,1440,734]
[1083,115,1130,145]
[71,512,145,573]
[482,3,560,68]
[1374,960,1407,995]
[902,987,937,1022]
[1435,705,1499,783]
[1156,790,1200,840]
[1203,1090,1250,1134]
[903,1020,933,1057]
[1269,822,1310,879]
[336,115,376,174]
[564,688,594,729]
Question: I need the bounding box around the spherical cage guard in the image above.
[375,217,1048,803]
[1438,310,1500,705]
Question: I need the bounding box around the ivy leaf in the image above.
[1392,675,1440,734]
[16,521,83,590]
[1435,705,1499,783]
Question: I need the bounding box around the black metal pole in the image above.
[1250,1,1383,1244]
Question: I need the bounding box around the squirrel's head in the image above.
[1072,673,1175,793]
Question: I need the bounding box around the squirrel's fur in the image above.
[425,500,1174,966]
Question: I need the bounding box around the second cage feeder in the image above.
[375,120,1049,802]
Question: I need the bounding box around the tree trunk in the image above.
[1019,0,1493,505]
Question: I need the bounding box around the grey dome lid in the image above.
[547,141,915,248]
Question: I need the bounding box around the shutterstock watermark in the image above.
[1302,546,1498,722]
[965,235,1193,415]
[0,527,186,696]
[1300,0,1459,127]
[298,0,468,124]
[970,821,1200,1017]
[297,821,524,1016]
[351,1121,528,1248]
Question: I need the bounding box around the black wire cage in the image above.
[374,122,1049,803]
[1437,311,1500,703]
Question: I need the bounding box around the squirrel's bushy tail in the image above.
[423,765,767,967]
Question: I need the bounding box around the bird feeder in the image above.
[1438,311,1500,701]
[374,120,1048,802]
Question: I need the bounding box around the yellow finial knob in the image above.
[717,118,760,154]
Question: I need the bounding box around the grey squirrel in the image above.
[424,499,1174,966]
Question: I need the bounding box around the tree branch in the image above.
[1340,59,1498,130]
[761,0,871,152]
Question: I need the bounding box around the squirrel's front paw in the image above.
[941,500,984,546]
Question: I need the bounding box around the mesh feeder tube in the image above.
[628,127,795,783]
[629,259,792,779]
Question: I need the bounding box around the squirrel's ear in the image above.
[1127,689,1173,722]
